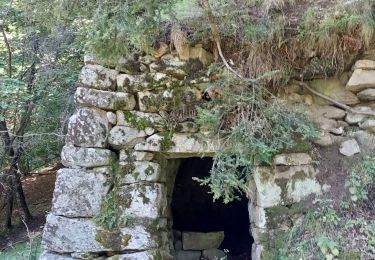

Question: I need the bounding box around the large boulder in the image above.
[51,168,110,217]
[75,87,136,111]
[309,78,359,105]
[80,64,119,90]
[42,215,166,253]
[61,145,115,168]
[346,69,375,92]
[182,232,224,250]
[66,107,109,148]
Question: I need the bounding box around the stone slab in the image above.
[121,161,164,183]
[51,168,110,217]
[120,183,167,219]
[352,60,375,70]
[134,134,218,158]
[61,145,115,168]
[80,64,118,90]
[42,214,165,253]
[109,126,148,149]
[75,87,135,111]
[182,232,224,250]
[66,107,109,148]
[274,153,312,166]
[39,251,74,260]
[253,165,321,207]
[119,150,154,162]
[346,69,375,92]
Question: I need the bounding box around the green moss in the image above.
[159,132,175,151]
[123,111,153,130]
[265,203,308,229]
[145,165,155,175]
[95,229,123,250]
[121,234,132,246]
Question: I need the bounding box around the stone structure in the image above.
[40,54,375,259]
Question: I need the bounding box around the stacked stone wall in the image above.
[40,53,375,259]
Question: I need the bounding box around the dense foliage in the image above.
[0,0,81,228]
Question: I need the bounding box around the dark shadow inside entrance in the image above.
[171,157,253,259]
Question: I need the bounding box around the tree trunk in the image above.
[15,173,32,221]
[1,25,12,78]
[3,175,15,228]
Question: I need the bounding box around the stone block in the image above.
[121,161,164,183]
[61,145,115,168]
[310,78,359,105]
[66,107,109,148]
[312,131,334,147]
[360,119,375,133]
[252,167,282,208]
[251,243,263,260]
[42,214,165,253]
[109,126,148,149]
[202,249,226,260]
[108,250,172,260]
[182,232,224,250]
[75,87,136,111]
[273,153,312,166]
[313,105,346,119]
[339,139,360,156]
[248,203,267,229]
[175,250,202,260]
[119,150,154,162]
[107,111,117,125]
[117,73,152,92]
[351,130,375,151]
[346,69,375,92]
[138,91,172,112]
[352,59,375,70]
[134,134,218,158]
[116,111,163,131]
[357,88,375,101]
[80,64,118,90]
[253,165,321,207]
[52,168,109,217]
[120,183,167,219]
[39,251,73,260]
[83,54,97,65]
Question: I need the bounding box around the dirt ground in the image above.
[0,170,56,251]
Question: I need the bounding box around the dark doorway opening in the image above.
[171,157,253,259]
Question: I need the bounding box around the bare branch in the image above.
[293,80,375,116]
